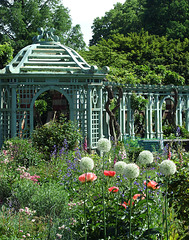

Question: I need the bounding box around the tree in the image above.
[0,0,86,53]
[90,0,143,45]
[142,0,189,40]
[80,32,188,85]
[105,86,123,145]
[90,0,189,45]
[65,24,86,51]
[0,42,13,69]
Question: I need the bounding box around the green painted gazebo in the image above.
[0,29,109,148]
[1,29,189,150]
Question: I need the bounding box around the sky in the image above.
[62,0,126,46]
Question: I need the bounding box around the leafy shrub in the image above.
[163,125,189,139]
[168,152,189,227]
[3,138,44,167]
[123,137,144,162]
[10,180,69,218]
[32,115,82,160]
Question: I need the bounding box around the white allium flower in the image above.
[80,157,94,171]
[138,150,153,165]
[124,163,140,179]
[114,161,127,174]
[97,138,111,152]
[159,160,176,176]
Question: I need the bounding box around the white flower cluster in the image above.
[159,160,176,176]
[124,163,140,179]
[114,161,127,174]
[138,150,153,165]
[80,157,94,171]
[97,138,111,152]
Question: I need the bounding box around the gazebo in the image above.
[0,29,109,148]
[1,28,189,149]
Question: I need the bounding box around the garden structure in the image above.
[1,28,189,149]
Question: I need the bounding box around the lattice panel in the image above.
[0,111,11,144]
[17,85,36,109]
[74,88,88,140]
[91,110,100,148]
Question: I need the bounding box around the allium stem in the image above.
[84,173,87,240]
[102,153,106,240]
[129,179,133,239]
[146,169,150,231]
[115,181,120,240]
[165,178,169,240]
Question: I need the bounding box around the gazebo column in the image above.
[145,95,149,138]
[99,87,103,138]
[87,86,93,150]
[148,94,153,138]
[127,93,135,139]
[159,99,164,140]
[122,93,126,138]
[186,95,189,131]
[11,84,17,138]
[145,109,149,138]
[155,94,160,139]
[177,95,182,126]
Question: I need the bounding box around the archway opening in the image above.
[162,98,176,137]
[34,90,69,127]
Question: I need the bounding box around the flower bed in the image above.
[0,138,188,239]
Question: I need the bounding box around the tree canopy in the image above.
[0,0,86,53]
[90,0,189,45]
[0,42,13,69]
[80,31,189,85]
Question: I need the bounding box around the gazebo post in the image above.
[11,83,17,138]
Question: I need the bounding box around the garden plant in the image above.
[0,134,188,240]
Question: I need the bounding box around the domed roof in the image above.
[0,28,109,76]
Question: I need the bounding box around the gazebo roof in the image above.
[0,28,109,77]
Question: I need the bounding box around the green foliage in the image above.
[163,125,189,139]
[123,137,144,162]
[90,0,144,45]
[0,0,85,53]
[0,42,13,68]
[32,116,82,160]
[131,93,148,112]
[3,138,44,167]
[11,180,69,218]
[90,0,189,45]
[35,99,47,116]
[81,32,189,85]
[168,152,189,226]
[0,138,188,239]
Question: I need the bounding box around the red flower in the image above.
[120,200,134,209]
[121,201,127,209]
[144,180,160,190]
[133,193,146,200]
[108,186,119,193]
[104,170,116,177]
[78,173,97,183]
[168,151,171,160]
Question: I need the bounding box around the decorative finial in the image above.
[32,27,60,43]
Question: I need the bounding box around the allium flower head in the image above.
[114,161,127,174]
[123,163,140,179]
[159,160,176,176]
[80,157,94,171]
[97,138,111,152]
[138,150,153,165]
